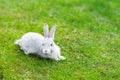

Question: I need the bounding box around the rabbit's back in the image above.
[19,32,44,54]
[21,32,44,41]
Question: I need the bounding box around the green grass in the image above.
[0,0,120,80]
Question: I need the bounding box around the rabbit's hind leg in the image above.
[22,49,30,55]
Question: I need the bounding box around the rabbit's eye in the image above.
[50,43,53,46]
[42,43,45,46]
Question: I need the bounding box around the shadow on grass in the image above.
[18,49,59,63]
[14,45,67,71]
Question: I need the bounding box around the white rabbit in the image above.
[15,24,66,61]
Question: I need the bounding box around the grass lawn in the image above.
[0,0,120,80]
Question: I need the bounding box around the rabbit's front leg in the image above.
[54,55,66,61]
[59,56,66,60]
[51,55,61,61]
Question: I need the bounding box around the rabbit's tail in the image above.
[14,39,21,45]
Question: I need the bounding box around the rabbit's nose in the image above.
[45,50,48,53]
[43,49,48,53]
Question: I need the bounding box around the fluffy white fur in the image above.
[15,24,66,61]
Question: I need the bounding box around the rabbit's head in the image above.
[41,24,57,55]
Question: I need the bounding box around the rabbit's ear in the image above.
[44,24,49,37]
[49,24,56,39]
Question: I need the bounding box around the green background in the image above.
[0,0,120,80]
